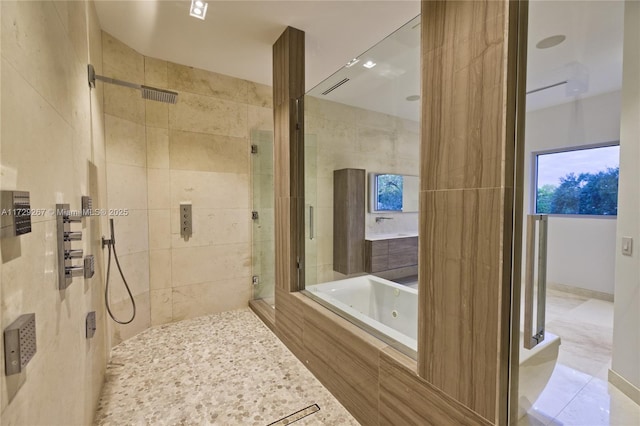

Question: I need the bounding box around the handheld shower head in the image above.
[87,64,178,104]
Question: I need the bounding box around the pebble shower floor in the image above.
[94,309,358,425]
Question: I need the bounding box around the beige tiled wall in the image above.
[1,1,107,424]
[304,96,420,283]
[102,33,273,334]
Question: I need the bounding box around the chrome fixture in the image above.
[375,217,393,223]
[524,214,548,349]
[87,64,178,104]
[4,313,36,376]
[103,218,136,324]
[56,204,84,289]
[180,203,192,238]
[1,190,32,238]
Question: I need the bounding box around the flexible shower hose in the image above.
[104,219,136,324]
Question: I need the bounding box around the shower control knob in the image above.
[66,249,83,259]
[64,231,82,241]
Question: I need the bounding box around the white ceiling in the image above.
[94,0,420,92]
[95,1,625,120]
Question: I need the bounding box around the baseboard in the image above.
[609,368,640,405]
[548,282,614,302]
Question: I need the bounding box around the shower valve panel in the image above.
[180,203,192,238]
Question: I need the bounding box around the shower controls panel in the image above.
[180,203,192,238]
[56,204,84,289]
[1,190,32,238]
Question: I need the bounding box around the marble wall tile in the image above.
[248,105,274,131]
[146,127,170,169]
[54,0,89,62]
[150,288,172,325]
[170,170,250,210]
[169,130,248,174]
[1,3,107,423]
[1,60,76,221]
[247,81,273,108]
[149,249,172,290]
[1,0,79,125]
[103,82,145,125]
[305,96,357,124]
[145,99,168,129]
[171,279,251,321]
[147,169,170,209]
[169,91,248,138]
[171,243,251,287]
[148,209,171,250]
[144,57,168,88]
[170,208,250,248]
[105,114,146,167]
[167,61,248,102]
[102,32,144,81]
[105,250,150,302]
[106,163,147,210]
[110,210,149,255]
[109,291,150,347]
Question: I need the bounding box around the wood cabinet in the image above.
[333,169,365,274]
[364,237,418,273]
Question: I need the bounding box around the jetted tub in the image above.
[305,274,560,419]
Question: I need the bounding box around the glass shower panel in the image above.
[251,130,275,307]
[304,131,318,287]
[301,15,421,359]
[512,1,624,423]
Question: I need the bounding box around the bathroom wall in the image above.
[102,33,273,337]
[305,96,420,283]
[102,33,151,346]
[524,91,621,296]
[1,1,108,424]
[612,0,640,397]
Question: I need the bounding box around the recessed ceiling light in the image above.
[406,95,420,101]
[363,60,376,69]
[536,35,566,49]
[345,58,360,68]
[190,0,208,20]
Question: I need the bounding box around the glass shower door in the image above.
[251,130,275,307]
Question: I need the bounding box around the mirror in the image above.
[369,173,419,212]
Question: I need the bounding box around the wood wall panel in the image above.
[379,350,491,426]
[418,0,520,423]
[273,27,304,292]
[419,188,502,416]
[302,301,381,425]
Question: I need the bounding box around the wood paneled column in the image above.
[418,1,522,423]
[273,26,305,293]
[273,27,306,356]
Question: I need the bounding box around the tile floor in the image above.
[518,288,640,426]
[94,309,358,426]
[95,288,639,426]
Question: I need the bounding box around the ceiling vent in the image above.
[321,78,350,95]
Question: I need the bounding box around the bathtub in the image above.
[305,274,560,418]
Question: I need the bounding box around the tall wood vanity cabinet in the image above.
[333,168,365,274]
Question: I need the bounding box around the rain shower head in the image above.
[87,64,178,104]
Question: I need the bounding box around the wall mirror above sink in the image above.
[369,172,419,213]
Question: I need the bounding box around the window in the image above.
[534,144,620,216]
[372,173,403,211]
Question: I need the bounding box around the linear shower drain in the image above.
[267,404,320,425]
